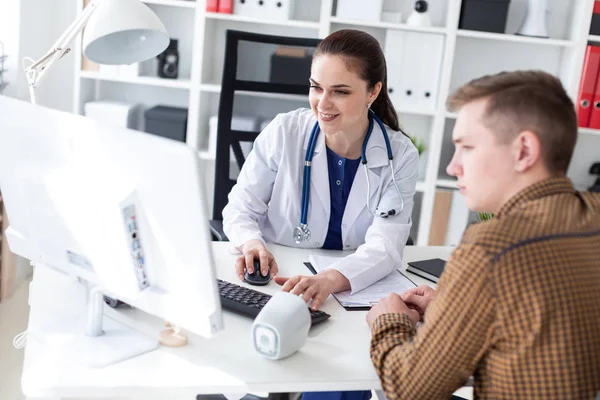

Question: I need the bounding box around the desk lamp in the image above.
[23,0,170,104]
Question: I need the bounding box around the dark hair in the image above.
[447,70,577,174]
[313,29,406,136]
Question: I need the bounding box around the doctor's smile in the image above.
[317,112,339,123]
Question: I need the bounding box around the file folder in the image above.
[384,30,445,112]
[206,0,218,12]
[336,0,383,22]
[233,0,292,20]
[218,0,232,14]
[588,55,600,130]
[577,45,600,128]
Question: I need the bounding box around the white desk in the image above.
[21,243,453,399]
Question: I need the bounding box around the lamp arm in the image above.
[23,0,98,104]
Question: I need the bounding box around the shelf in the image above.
[80,71,192,89]
[199,149,215,160]
[396,107,436,117]
[200,82,308,101]
[456,30,574,47]
[330,17,447,35]
[205,12,320,29]
[579,127,600,137]
[589,35,600,42]
[200,83,221,93]
[202,83,436,115]
[416,181,426,192]
[201,83,439,116]
[436,179,458,189]
[142,0,197,8]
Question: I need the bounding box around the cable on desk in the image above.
[13,330,27,349]
[13,274,33,350]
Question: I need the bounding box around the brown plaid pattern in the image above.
[370,177,600,399]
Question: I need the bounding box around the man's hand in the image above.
[400,285,436,322]
[234,239,279,280]
[366,293,420,329]
[273,269,349,311]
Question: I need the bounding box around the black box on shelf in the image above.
[269,50,312,86]
[590,1,600,36]
[459,0,511,34]
[144,105,188,143]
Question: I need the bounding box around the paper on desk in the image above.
[308,253,347,273]
[308,253,416,308]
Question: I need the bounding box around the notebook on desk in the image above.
[406,258,446,283]
[304,253,416,311]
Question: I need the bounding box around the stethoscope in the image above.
[293,110,404,245]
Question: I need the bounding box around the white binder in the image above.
[444,190,470,247]
[336,0,383,22]
[233,0,293,21]
[384,30,445,112]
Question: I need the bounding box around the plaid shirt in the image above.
[370,177,600,399]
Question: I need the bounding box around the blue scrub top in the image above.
[322,147,361,251]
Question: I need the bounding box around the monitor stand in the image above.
[35,282,158,368]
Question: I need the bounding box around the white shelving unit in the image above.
[80,70,194,89]
[142,0,197,8]
[329,16,448,34]
[71,0,600,246]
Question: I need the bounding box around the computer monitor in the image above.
[0,96,223,367]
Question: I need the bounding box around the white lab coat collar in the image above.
[302,118,391,233]
[301,118,391,167]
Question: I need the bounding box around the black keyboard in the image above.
[217,279,331,326]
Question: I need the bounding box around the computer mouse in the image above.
[244,259,271,286]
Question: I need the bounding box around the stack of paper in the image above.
[308,253,416,309]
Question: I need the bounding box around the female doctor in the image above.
[222,29,419,312]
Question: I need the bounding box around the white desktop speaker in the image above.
[251,292,310,360]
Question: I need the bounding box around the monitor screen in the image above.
[0,97,223,361]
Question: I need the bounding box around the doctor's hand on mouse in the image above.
[235,239,350,310]
[235,239,279,280]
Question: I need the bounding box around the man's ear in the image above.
[513,130,542,173]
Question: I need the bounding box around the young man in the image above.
[366,70,600,399]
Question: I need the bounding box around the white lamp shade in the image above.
[83,0,170,65]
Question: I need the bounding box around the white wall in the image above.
[0,0,76,296]
[0,0,75,111]
[0,0,21,98]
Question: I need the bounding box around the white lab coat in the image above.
[222,108,419,294]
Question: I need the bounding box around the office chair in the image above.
[208,29,414,246]
[209,29,321,241]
